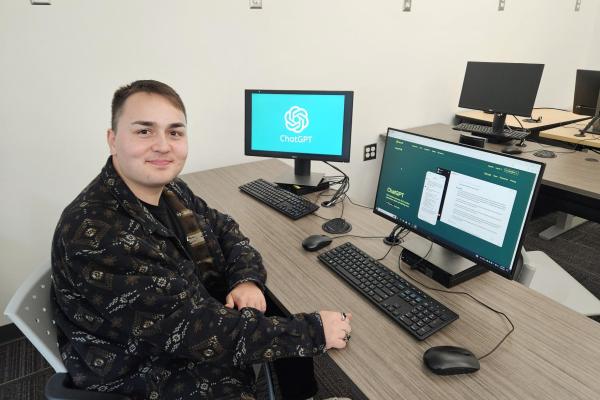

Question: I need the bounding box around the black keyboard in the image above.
[454,122,529,140]
[239,179,319,220]
[318,242,458,340]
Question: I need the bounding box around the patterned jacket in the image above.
[51,157,326,400]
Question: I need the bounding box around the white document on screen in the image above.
[417,171,447,226]
[440,172,516,247]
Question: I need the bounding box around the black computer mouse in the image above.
[501,146,522,155]
[533,149,556,158]
[302,235,333,252]
[423,346,480,375]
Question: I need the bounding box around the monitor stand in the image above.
[400,237,487,288]
[575,114,600,137]
[274,159,329,195]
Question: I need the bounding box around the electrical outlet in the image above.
[575,0,581,11]
[403,0,412,12]
[498,0,505,11]
[249,0,262,9]
[364,144,377,161]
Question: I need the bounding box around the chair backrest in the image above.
[4,261,67,373]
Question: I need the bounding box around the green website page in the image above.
[374,130,542,272]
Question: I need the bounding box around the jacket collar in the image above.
[100,156,173,237]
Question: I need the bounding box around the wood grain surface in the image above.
[455,109,589,131]
[182,159,600,400]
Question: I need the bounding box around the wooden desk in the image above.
[540,120,600,149]
[456,109,589,132]
[182,159,600,400]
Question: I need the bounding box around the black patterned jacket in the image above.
[51,157,326,400]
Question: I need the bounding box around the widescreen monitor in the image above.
[373,128,544,280]
[245,89,353,188]
[458,62,544,135]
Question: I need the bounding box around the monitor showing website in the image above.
[247,91,348,157]
[374,129,544,277]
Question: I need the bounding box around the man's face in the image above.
[107,92,188,196]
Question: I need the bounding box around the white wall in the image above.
[590,2,600,66]
[1,0,598,326]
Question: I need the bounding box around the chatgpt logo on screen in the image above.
[281,106,312,143]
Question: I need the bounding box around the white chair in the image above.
[4,261,275,400]
[4,261,130,399]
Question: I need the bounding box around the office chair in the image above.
[4,262,276,400]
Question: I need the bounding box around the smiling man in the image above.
[51,80,352,400]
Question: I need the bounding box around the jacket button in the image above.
[143,320,154,328]
[91,271,103,280]
[93,358,105,367]
[203,349,214,357]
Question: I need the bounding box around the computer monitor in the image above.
[458,61,544,135]
[245,89,353,190]
[573,69,600,135]
[373,128,545,282]
[573,69,600,117]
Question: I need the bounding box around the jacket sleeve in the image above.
[53,213,326,369]
[192,195,267,292]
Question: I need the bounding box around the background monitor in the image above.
[573,69,600,117]
[245,89,353,188]
[458,61,544,135]
[373,128,544,280]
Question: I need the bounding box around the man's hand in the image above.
[319,310,353,350]
[225,282,267,312]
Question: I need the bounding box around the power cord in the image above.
[533,107,569,112]
[397,241,515,361]
[321,161,349,208]
[345,195,371,209]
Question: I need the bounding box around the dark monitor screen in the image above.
[573,69,600,117]
[373,128,544,279]
[458,62,544,117]
[245,90,353,162]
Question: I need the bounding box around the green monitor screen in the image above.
[373,129,544,279]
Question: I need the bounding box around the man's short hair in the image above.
[111,80,187,131]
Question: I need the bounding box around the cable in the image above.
[396,241,515,361]
[509,114,525,131]
[520,136,583,155]
[346,195,372,209]
[329,233,388,241]
[533,107,569,112]
[322,161,349,208]
[376,230,409,261]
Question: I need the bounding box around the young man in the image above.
[51,80,353,400]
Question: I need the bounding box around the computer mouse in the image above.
[501,146,522,155]
[423,346,480,375]
[302,235,333,252]
[533,149,556,158]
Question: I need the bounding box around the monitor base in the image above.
[274,171,328,195]
[400,238,487,288]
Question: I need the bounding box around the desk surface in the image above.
[409,123,600,201]
[456,109,589,131]
[539,120,600,149]
[182,158,600,400]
